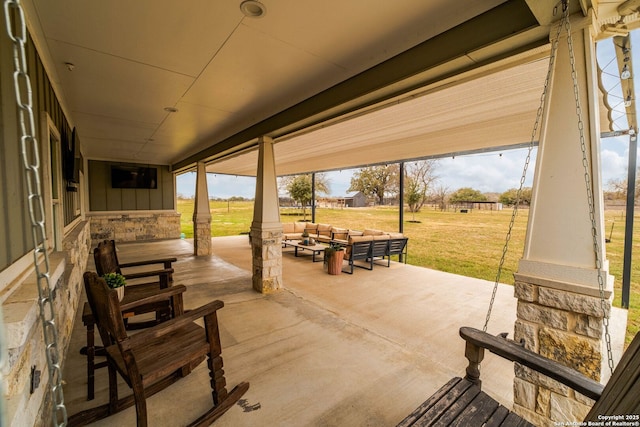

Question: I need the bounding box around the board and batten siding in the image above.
[0,14,78,272]
[88,160,175,211]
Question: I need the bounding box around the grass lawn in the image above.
[178,199,640,345]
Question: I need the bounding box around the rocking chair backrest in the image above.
[94,240,122,276]
[585,330,640,421]
[83,272,129,349]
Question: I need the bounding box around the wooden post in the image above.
[464,341,484,387]
[193,161,212,256]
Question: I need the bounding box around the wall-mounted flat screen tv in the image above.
[111,165,157,189]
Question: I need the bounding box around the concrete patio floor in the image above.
[62,236,520,426]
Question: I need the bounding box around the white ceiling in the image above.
[20,0,638,175]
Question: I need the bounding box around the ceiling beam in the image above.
[172,0,545,172]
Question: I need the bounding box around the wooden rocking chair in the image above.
[81,283,187,401]
[94,239,178,328]
[94,239,176,281]
[71,271,249,427]
[83,240,186,400]
[94,239,176,285]
[397,326,640,426]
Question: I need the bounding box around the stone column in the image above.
[250,136,283,293]
[511,13,624,425]
[193,161,212,256]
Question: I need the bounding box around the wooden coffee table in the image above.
[283,240,326,262]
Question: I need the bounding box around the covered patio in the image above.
[2,1,640,425]
[63,236,523,426]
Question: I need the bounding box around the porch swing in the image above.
[397,2,640,426]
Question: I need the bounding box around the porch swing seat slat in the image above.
[397,376,534,427]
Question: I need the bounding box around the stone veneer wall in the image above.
[250,226,283,293]
[512,279,609,425]
[88,211,181,247]
[193,218,212,256]
[2,220,91,426]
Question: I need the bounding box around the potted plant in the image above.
[324,244,345,275]
[102,272,126,301]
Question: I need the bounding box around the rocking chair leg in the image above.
[209,355,228,404]
[132,382,148,427]
[204,311,228,404]
[108,366,118,415]
[127,361,148,427]
[183,311,249,427]
[186,382,250,427]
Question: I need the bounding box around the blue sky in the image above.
[176,32,638,199]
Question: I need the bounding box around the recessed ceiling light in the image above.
[164,106,178,113]
[240,0,266,18]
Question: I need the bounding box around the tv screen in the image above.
[111,166,157,189]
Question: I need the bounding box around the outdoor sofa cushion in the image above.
[331,227,349,241]
[317,224,332,237]
[363,229,384,236]
[282,223,294,233]
[316,224,334,243]
[283,222,306,240]
[372,234,391,241]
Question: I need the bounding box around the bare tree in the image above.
[404,160,439,214]
[432,184,450,211]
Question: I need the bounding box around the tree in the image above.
[606,172,640,200]
[349,164,399,204]
[449,187,487,204]
[432,184,450,211]
[281,173,330,220]
[404,160,439,217]
[606,179,626,200]
[498,187,532,206]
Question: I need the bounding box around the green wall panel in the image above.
[88,161,175,212]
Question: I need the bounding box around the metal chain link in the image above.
[483,1,565,332]
[3,1,68,425]
[563,4,616,376]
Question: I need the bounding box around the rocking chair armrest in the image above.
[119,285,186,312]
[122,268,174,281]
[460,327,604,400]
[119,257,177,269]
[127,300,224,349]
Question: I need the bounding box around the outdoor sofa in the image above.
[281,222,408,271]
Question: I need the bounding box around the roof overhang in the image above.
[198,2,640,178]
[174,0,551,173]
[205,47,553,177]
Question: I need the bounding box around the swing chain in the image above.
[483,0,566,333]
[485,0,616,376]
[3,1,68,425]
[563,6,615,376]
